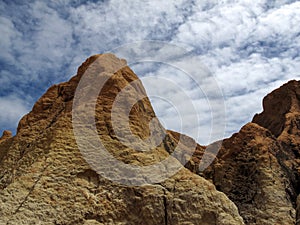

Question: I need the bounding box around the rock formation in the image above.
[0,53,299,224]
[201,81,300,225]
[0,54,243,224]
[0,130,12,143]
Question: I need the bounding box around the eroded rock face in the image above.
[0,130,12,143]
[1,53,299,224]
[253,81,300,189]
[203,123,295,224]
[253,80,300,138]
[200,80,300,225]
[0,54,244,225]
[253,80,300,224]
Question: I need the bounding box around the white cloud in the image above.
[0,16,22,63]
[169,0,300,141]
[0,95,29,132]
[0,0,299,144]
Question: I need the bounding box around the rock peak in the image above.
[76,53,128,79]
[0,54,245,224]
[2,54,300,224]
[252,80,300,137]
[17,53,129,135]
[0,130,12,143]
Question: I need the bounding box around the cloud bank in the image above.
[0,0,299,144]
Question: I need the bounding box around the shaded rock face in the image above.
[203,123,296,224]
[253,80,300,224]
[253,81,300,191]
[200,80,300,225]
[0,54,244,225]
[253,80,300,138]
[0,130,12,142]
[0,131,13,164]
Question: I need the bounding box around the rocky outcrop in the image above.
[253,80,300,138]
[253,80,300,224]
[253,80,300,191]
[200,80,300,225]
[0,130,12,143]
[1,53,299,224]
[0,54,244,224]
[203,123,296,224]
[0,130,13,164]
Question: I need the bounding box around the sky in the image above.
[0,0,300,145]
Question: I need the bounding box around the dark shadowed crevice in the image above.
[163,189,168,225]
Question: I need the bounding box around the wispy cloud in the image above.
[0,0,299,144]
[0,95,29,132]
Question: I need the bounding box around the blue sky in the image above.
[0,0,300,144]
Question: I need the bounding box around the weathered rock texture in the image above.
[200,81,300,225]
[203,123,296,224]
[0,130,12,143]
[253,80,300,224]
[0,54,244,225]
[1,53,299,225]
[253,80,300,190]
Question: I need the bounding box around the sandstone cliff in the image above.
[0,54,243,225]
[201,81,300,225]
[0,53,299,224]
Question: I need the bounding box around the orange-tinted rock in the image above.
[203,123,296,224]
[253,80,300,224]
[0,54,244,224]
[0,130,12,143]
[252,80,300,190]
[253,80,300,137]
[1,53,298,225]
[198,80,300,225]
